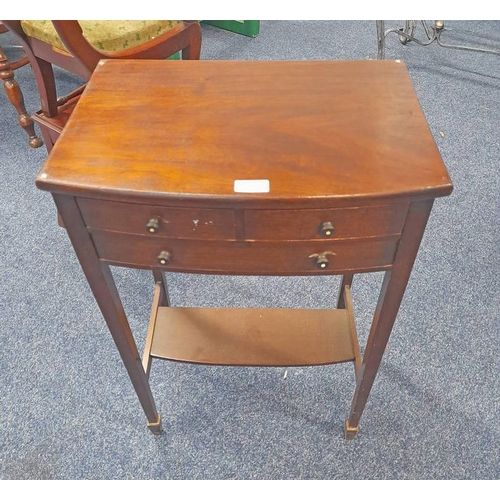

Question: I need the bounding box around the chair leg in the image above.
[0,43,43,148]
[181,22,202,60]
[31,57,58,117]
[37,124,57,153]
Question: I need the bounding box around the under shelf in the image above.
[142,285,361,368]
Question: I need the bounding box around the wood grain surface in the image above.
[37,60,452,207]
[150,306,355,366]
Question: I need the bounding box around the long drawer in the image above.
[90,230,400,275]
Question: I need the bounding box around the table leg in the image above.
[337,273,354,309]
[345,199,434,439]
[53,194,162,435]
[152,270,170,306]
[0,44,43,148]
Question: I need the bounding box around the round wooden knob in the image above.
[146,218,160,234]
[309,251,336,270]
[319,221,334,237]
[157,251,171,266]
[315,254,330,269]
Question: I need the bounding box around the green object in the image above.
[167,52,180,60]
[202,20,260,38]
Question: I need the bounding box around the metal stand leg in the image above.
[379,20,500,57]
[376,20,386,60]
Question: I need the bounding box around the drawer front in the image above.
[77,198,236,240]
[91,231,399,275]
[244,204,408,240]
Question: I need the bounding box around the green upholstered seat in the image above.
[21,20,181,52]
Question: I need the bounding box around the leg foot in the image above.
[147,415,163,435]
[344,420,359,440]
[28,134,43,148]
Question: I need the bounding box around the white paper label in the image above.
[234,179,270,193]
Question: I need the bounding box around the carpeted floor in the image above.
[0,21,499,480]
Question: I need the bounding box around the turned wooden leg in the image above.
[53,194,162,435]
[0,44,43,148]
[345,200,434,439]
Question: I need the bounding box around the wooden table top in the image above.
[37,60,452,207]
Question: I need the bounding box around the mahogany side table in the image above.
[36,60,453,439]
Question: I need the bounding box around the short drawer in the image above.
[91,231,399,275]
[244,204,408,240]
[77,198,236,240]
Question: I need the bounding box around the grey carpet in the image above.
[0,21,499,479]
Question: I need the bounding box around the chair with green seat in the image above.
[2,20,202,152]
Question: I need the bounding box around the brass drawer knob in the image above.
[309,251,336,270]
[146,218,160,234]
[157,251,171,266]
[319,221,334,237]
